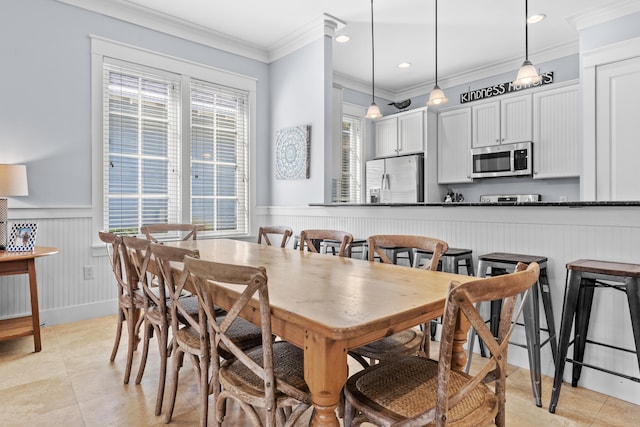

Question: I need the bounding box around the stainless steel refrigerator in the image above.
[366,154,424,203]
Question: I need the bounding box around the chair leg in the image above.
[572,280,595,387]
[124,309,136,384]
[343,395,356,427]
[199,349,210,427]
[549,270,582,413]
[522,284,542,407]
[164,350,184,424]
[539,269,559,365]
[110,308,124,362]
[135,322,152,384]
[155,325,169,416]
[625,277,640,374]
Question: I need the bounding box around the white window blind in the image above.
[190,80,248,234]
[103,62,181,234]
[337,113,362,203]
[102,61,249,236]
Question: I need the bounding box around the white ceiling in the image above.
[97,0,638,95]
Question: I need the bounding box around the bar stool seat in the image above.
[361,243,414,264]
[324,238,367,259]
[469,252,558,407]
[549,259,640,413]
[413,247,475,274]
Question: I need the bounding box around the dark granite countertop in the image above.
[309,201,640,207]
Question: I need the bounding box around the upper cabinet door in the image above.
[533,84,579,179]
[471,94,532,148]
[472,101,500,148]
[438,107,472,183]
[398,110,424,155]
[501,94,532,144]
[375,117,398,157]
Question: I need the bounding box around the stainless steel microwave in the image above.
[471,141,532,178]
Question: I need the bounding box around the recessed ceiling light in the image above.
[398,62,412,69]
[527,14,546,24]
[335,34,350,43]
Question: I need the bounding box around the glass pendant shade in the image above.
[513,60,541,86]
[365,102,382,119]
[427,85,448,106]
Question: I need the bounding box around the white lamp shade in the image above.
[0,164,29,196]
[365,102,383,119]
[427,85,448,107]
[513,60,542,86]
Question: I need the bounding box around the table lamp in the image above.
[0,164,29,250]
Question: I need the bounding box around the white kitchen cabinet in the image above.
[375,109,423,158]
[472,94,532,148]
[532,83,579,179]
[438,107,472,183]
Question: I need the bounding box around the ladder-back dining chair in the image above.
[257,225,293,248]
[141,223,198,243]
[349,234,449,368]
[298,229,353,257]
[344,262,540,427]
[98,231,145,384]
[185,255,311,427]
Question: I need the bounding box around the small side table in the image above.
[0,246,59,352]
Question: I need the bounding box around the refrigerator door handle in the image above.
[384,173,390,190]
[381,174,386,190]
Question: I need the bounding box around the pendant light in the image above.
[427,0,447,107]
[365,0,382,119]
[513,0,541,86]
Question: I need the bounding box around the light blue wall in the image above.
[269,38,328,205]
[580,12,640,51]
[0,0,271,207]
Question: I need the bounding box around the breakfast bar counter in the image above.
[258,202,640,407]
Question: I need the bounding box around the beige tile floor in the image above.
[0,315,637,426]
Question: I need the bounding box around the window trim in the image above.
[342,103,366,203]
[90,36,257,245]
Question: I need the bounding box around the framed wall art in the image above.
[275,124,311,180]
[7,223,38,252]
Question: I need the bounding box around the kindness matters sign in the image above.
[460,72,554,104]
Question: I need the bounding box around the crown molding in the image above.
[567,0,640,31]
[57,0,344,66]
[269,14,345,62]
[57,0,269,62]
[333,72,396,101]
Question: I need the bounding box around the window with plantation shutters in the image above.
[337,113,363,203]
[103,63,181,234]
[100,52,250,238]
[190,80,248,234]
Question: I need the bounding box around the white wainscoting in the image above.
[256,204,640,405]
[1,210,117,328]
[1,205,637,405]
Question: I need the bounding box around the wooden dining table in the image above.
[165,238,476,427]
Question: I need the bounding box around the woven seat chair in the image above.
[298,229,353,257]
[162,249,264,426]
[344,262,540,427]
[257,225,293,248]
[141,223,198,243]
[349,235,449,368]
[98,231,146,384]
[121,237,201,416]
[185,256,311,427]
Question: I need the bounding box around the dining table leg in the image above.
[452,310,470,371]
[304,330,348,427]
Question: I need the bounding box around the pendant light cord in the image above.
[525,0,529,61]
[370,0,375,103]
[434,0,438,85]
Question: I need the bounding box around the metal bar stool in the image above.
[549,259,640,413]
[324,238,367,258]
[468,252,558,407]
[413,248,475,341]
[361,243,414,264]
